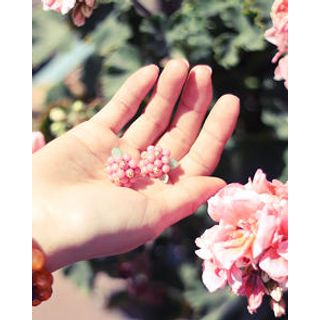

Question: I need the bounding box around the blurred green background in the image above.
[32,0,288,319]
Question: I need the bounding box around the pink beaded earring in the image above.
[106,148,140,187]
[106,146,178,187]
[139,145,179,183]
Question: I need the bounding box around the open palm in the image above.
[32,59,239,272]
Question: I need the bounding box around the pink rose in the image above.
[206,169,288,265]
[270,0,288,27]
[32,131,46,153]
[195,169,288,316]
[42,0,76,15]
[265,0,288,54]
[265,0,288,89]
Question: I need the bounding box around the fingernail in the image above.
[167,58,189,69]
[181,58,190,68]
[147,64,159,70]
[203,65,212,75]
[141,64,159,74]
[192,65,212,75]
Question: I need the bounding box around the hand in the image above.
[32,59,240,272]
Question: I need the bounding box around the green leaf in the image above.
[63,261,92,294]
[33,40,95,86]
[89,14,132,56]
[98,0,133,12]
[169,159,179,169]
[262,110,288,140]
[165,0,269,68]
[101,45,142,99]
[112,147,123,157]
[279,148,288,182]
[32,7,76,68]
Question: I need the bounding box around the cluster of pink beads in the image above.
[106,153,140,187]
[139,145,171,179]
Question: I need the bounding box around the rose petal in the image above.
[277,240,288,260]
[259,247,288,282]
[214,228,253,269]
[253,209,277,258]
[208,184,262,225]
[202,260,227,292]
[249,169,273,194]
[227,264,243,294]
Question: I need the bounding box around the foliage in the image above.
[33,0,288,319]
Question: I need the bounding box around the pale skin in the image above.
[32,59,240,272]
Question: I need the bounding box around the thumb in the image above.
[155,176,226,232]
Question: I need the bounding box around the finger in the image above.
[121,59,189,150]
[156,65,213,160]
[176,94,240,177]
[153,176,226,234]
[91,65,159,133]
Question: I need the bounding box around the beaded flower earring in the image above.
[106,146,179,187]
[139,145,178,183]
[105,148,140,187]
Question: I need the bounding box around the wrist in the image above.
[32,200,66,272]
[32,202,87,272]
[32,160,80,272]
